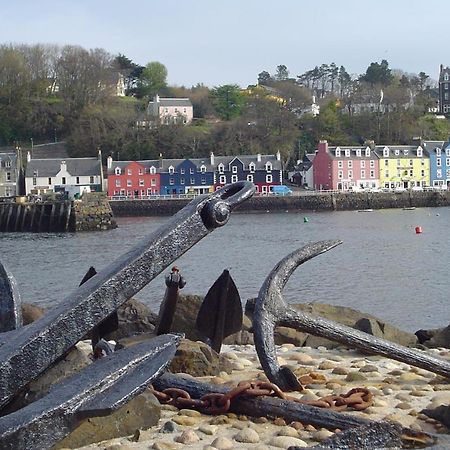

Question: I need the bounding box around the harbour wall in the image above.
[110,190,450,217]
[0,193,116,232]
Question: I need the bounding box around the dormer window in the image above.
[249,163,255,173]
[417,148,423,157]
[265,162,272,172]
[365,148,371,157]
[437,148,442,157]
[200,165,206,173]
[404,149,409,156]
[5,160,11,168]
[218,163,224,174]
[127,169,132,175]
[445,73,449,81]
[168,165,174,174]
[232,166,238,174]
[383,147,389,157]
[345,149,350,157]
[395,149,400,156]
[150,166,156,174]
[180,168,185,174]
[356,149,361,157]
[335,149,341,157]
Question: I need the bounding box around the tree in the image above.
[136,61,168,98]
[360,59,394,86]
[258,71,272,85]
[275,65,289,81]
[418,72,430,91]
[114,53,144,95]
[211,84,244,120]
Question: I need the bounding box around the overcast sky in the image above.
[2,0,447,87]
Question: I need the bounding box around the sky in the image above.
[1,0,448,88]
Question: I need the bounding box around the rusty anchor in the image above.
[0,334,180,450]
[253,240,450,391]
[0,181,255,410]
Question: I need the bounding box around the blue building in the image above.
[424,140,448,188]
[159,158,214,195]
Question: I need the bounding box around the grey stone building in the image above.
[0,149,23,197]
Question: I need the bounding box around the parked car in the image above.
[271,185,293,196]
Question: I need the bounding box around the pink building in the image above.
[147,95,193,125]
[313,140,380,190]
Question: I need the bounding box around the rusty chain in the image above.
[150,380,373,415]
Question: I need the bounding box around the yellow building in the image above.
[374,145,430,189]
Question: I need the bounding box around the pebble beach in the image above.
[70,342,450,450]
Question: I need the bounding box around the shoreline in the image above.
[110,190,450,217]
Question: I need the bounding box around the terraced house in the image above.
[423,140,450,189]
[313,141,379,190]
[373,145,429,189]
[0,150,22,197]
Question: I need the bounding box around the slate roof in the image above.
[327,146,376,160]
[422,140,445,150]
[372,145,428,158]
[25,158,101,177]
[107,160,160,175]
[30,142,69,159]
[151,98,192,108]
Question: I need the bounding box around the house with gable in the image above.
[373,144,430,189]
[25,150,104,197]
[147,95,194,125]
[212,151,283,194]
[313,141,379,190]
[423,140,449,188]
[0,148,24,197]
[106,157,160,198]
[159,158,214,195]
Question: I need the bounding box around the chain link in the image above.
[150,379,373,415]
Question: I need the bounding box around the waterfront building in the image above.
[25,150,104,197]
[211,151,283,194]
[159,157,214,195]
[313,140,379,191]
[373,145,430,189]
[106,157,160,198]
[0,148,23,197]
[423,140,448,189]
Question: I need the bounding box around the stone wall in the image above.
[110,190,450,217]
[73,193,117,231]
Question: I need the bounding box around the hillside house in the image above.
[147,95,193,125]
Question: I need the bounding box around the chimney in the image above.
[60,160,67,172]
[107,155,113,169]
[97,147,102,161]
[276,150,281,161]
[159,153,163,169]
[318,140,328,153]
[27,151,31,162]
[210,151,215,166]
[257,153,261,162]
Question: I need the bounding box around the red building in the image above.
[106,157,160,198]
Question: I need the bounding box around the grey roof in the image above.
[327,146,377,160]
[150,98,192,107]
[30,142,69,159]
[107,160,160,175]
[26,157,101,177]
[422,140,445,150]
[372,145,428,158]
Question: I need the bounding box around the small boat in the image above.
[358,209,373,212]
[403,207,416,211]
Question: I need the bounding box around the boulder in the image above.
[54,389,161,449]
[415,325,450,349]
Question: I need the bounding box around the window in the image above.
[231,175,238,183]
[421,159,425,166]
[447,169,450,177]
[115,167,121,175]
[384,159,389,167]
[247,174,253,182]
[180,168,185,174]
[345,149,350,157]
[200,165,206,173]
[385,170,389,177]
[365,149,371,157]
[338,170,343,179]
[356,149,361,157]
[338,161,343,168]
[48,177,52,185]
[151,178,156,186]
[348,170,353,178]
[445,73,450,81]
[168,166,174,174]
[218,164,224,174]
[397,159,401,167]
[127,169,132,176]
[127,179,132,187]
[335,149,341,157]
[76,177,80,184]
[446,93,449,101]
[348,160,353,168]
[232,166,238,173]
[409,169,413,176]
[249,163,255,173]
[33,177,37,186]
[190,168,194,174]
[361,170,366,179]
[5,160,11,168]
[169,178,174,185]
[90,176,94,184]
[417,148,423,157]
[62,177,66,184]
[219,175,226,184]
[115,179,121,187]
[370,160,375,168]
[437,148,442,157]
[150,166,156,174]
[447,149,450,156]
[138,169,143,175]
[421,170,425,177]
[383,148,389,157]
[190,177,195,184]
[360,160,366,168]
[370,170,375,178]
[266,162,272,172]
[266,174,272,183]
[180,178,185,185]
[437,158,442,167]
[201,177,206,184]
[437,169,442,178]
[447,158,450,166]
[139,179,144,186]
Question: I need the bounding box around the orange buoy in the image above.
[415,226,423,234]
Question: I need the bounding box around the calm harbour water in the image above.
[1,207,449,333]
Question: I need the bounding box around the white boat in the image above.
[358,209,374,212]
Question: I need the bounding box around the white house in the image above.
[25,150,104,198]
[147,95,194,125]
